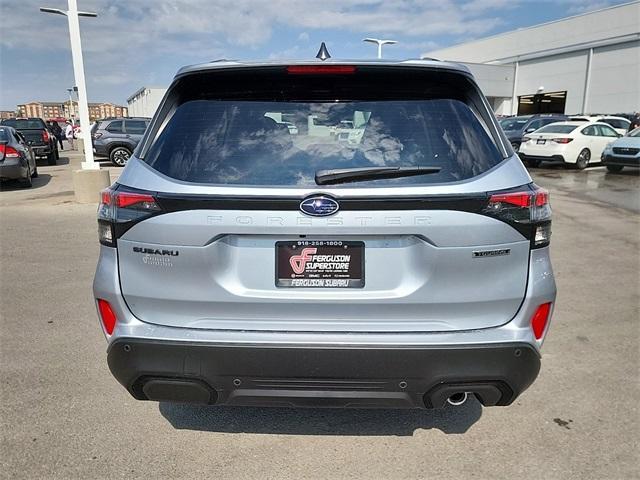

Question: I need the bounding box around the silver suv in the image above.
[93,59,556,409]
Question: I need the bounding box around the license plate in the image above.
[536,139,546,145]
[276,240,364,288]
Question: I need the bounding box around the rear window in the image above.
[0,128,9,142]
[602,118,629,129]
[1,119,46,129]
[142,68,504,187]
[536,124,578,134]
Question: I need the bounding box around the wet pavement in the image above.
[530,164,639,213]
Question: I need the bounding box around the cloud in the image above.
[1,0,525,54]
[563,0,615,14]
[4,0,608,108]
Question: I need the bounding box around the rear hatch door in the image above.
[115,64,533,333]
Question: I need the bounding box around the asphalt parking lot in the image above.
[1,153,638,479]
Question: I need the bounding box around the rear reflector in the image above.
[97,299,117,335]
[531,303,552,340]
[287,65,356,75]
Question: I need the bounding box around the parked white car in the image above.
[569,115,631,136]
[519,121,620,169]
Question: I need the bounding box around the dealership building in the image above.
[422,1,640,116]
[127,86,167,118]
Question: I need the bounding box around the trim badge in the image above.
[299,196,339,217]
[473,249,511,258]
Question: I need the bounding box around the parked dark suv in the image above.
[500,114,568,152]
[91,117,150,166]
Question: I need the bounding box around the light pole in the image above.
[40,1,97,169]
[363,38,397,59]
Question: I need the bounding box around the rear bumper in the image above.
[31,145,52,157]
[95,244,556,409]
[519,153,566,164]
[107,338,540,408]
[93,141,109,157]
[0,160,28,180]
[602,154,639,167]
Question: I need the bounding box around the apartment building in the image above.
[16,101,128,121]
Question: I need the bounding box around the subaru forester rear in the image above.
[93,59,556,409]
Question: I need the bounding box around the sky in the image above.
[0,0,630,110]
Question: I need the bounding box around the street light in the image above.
[40,1,97,170]
[363,38,398,59]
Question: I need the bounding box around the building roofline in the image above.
[127,86,166,103]
[422,0,639,56]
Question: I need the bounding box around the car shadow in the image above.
[0,173,52,191]
[159,397,483,436]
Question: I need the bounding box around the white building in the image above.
[126,86,167,118]
[422,1,640,116]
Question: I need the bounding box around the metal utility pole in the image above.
[40,0,97,169]
[363,38,397,59]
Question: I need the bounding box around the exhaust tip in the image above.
[446,392,468,406]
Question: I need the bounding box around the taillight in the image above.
[0,145,19,158]
[483,184,552,248]
[287,65,356,75]
[97,299,117,335]
[92,132,102,140]
[42,130,50,143]
[552,138,573,144]
[531,303,552,340]
[98,186,161,246]
[521,136,531,143]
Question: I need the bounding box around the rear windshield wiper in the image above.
[315,166,441,185]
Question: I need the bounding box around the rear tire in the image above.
[575,149,590,170]
[47,150,57,165]
[20,171,33,188]
[110,146,131,167]
[606,165,623,173]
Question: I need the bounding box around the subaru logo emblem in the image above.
[299,195,339,217]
